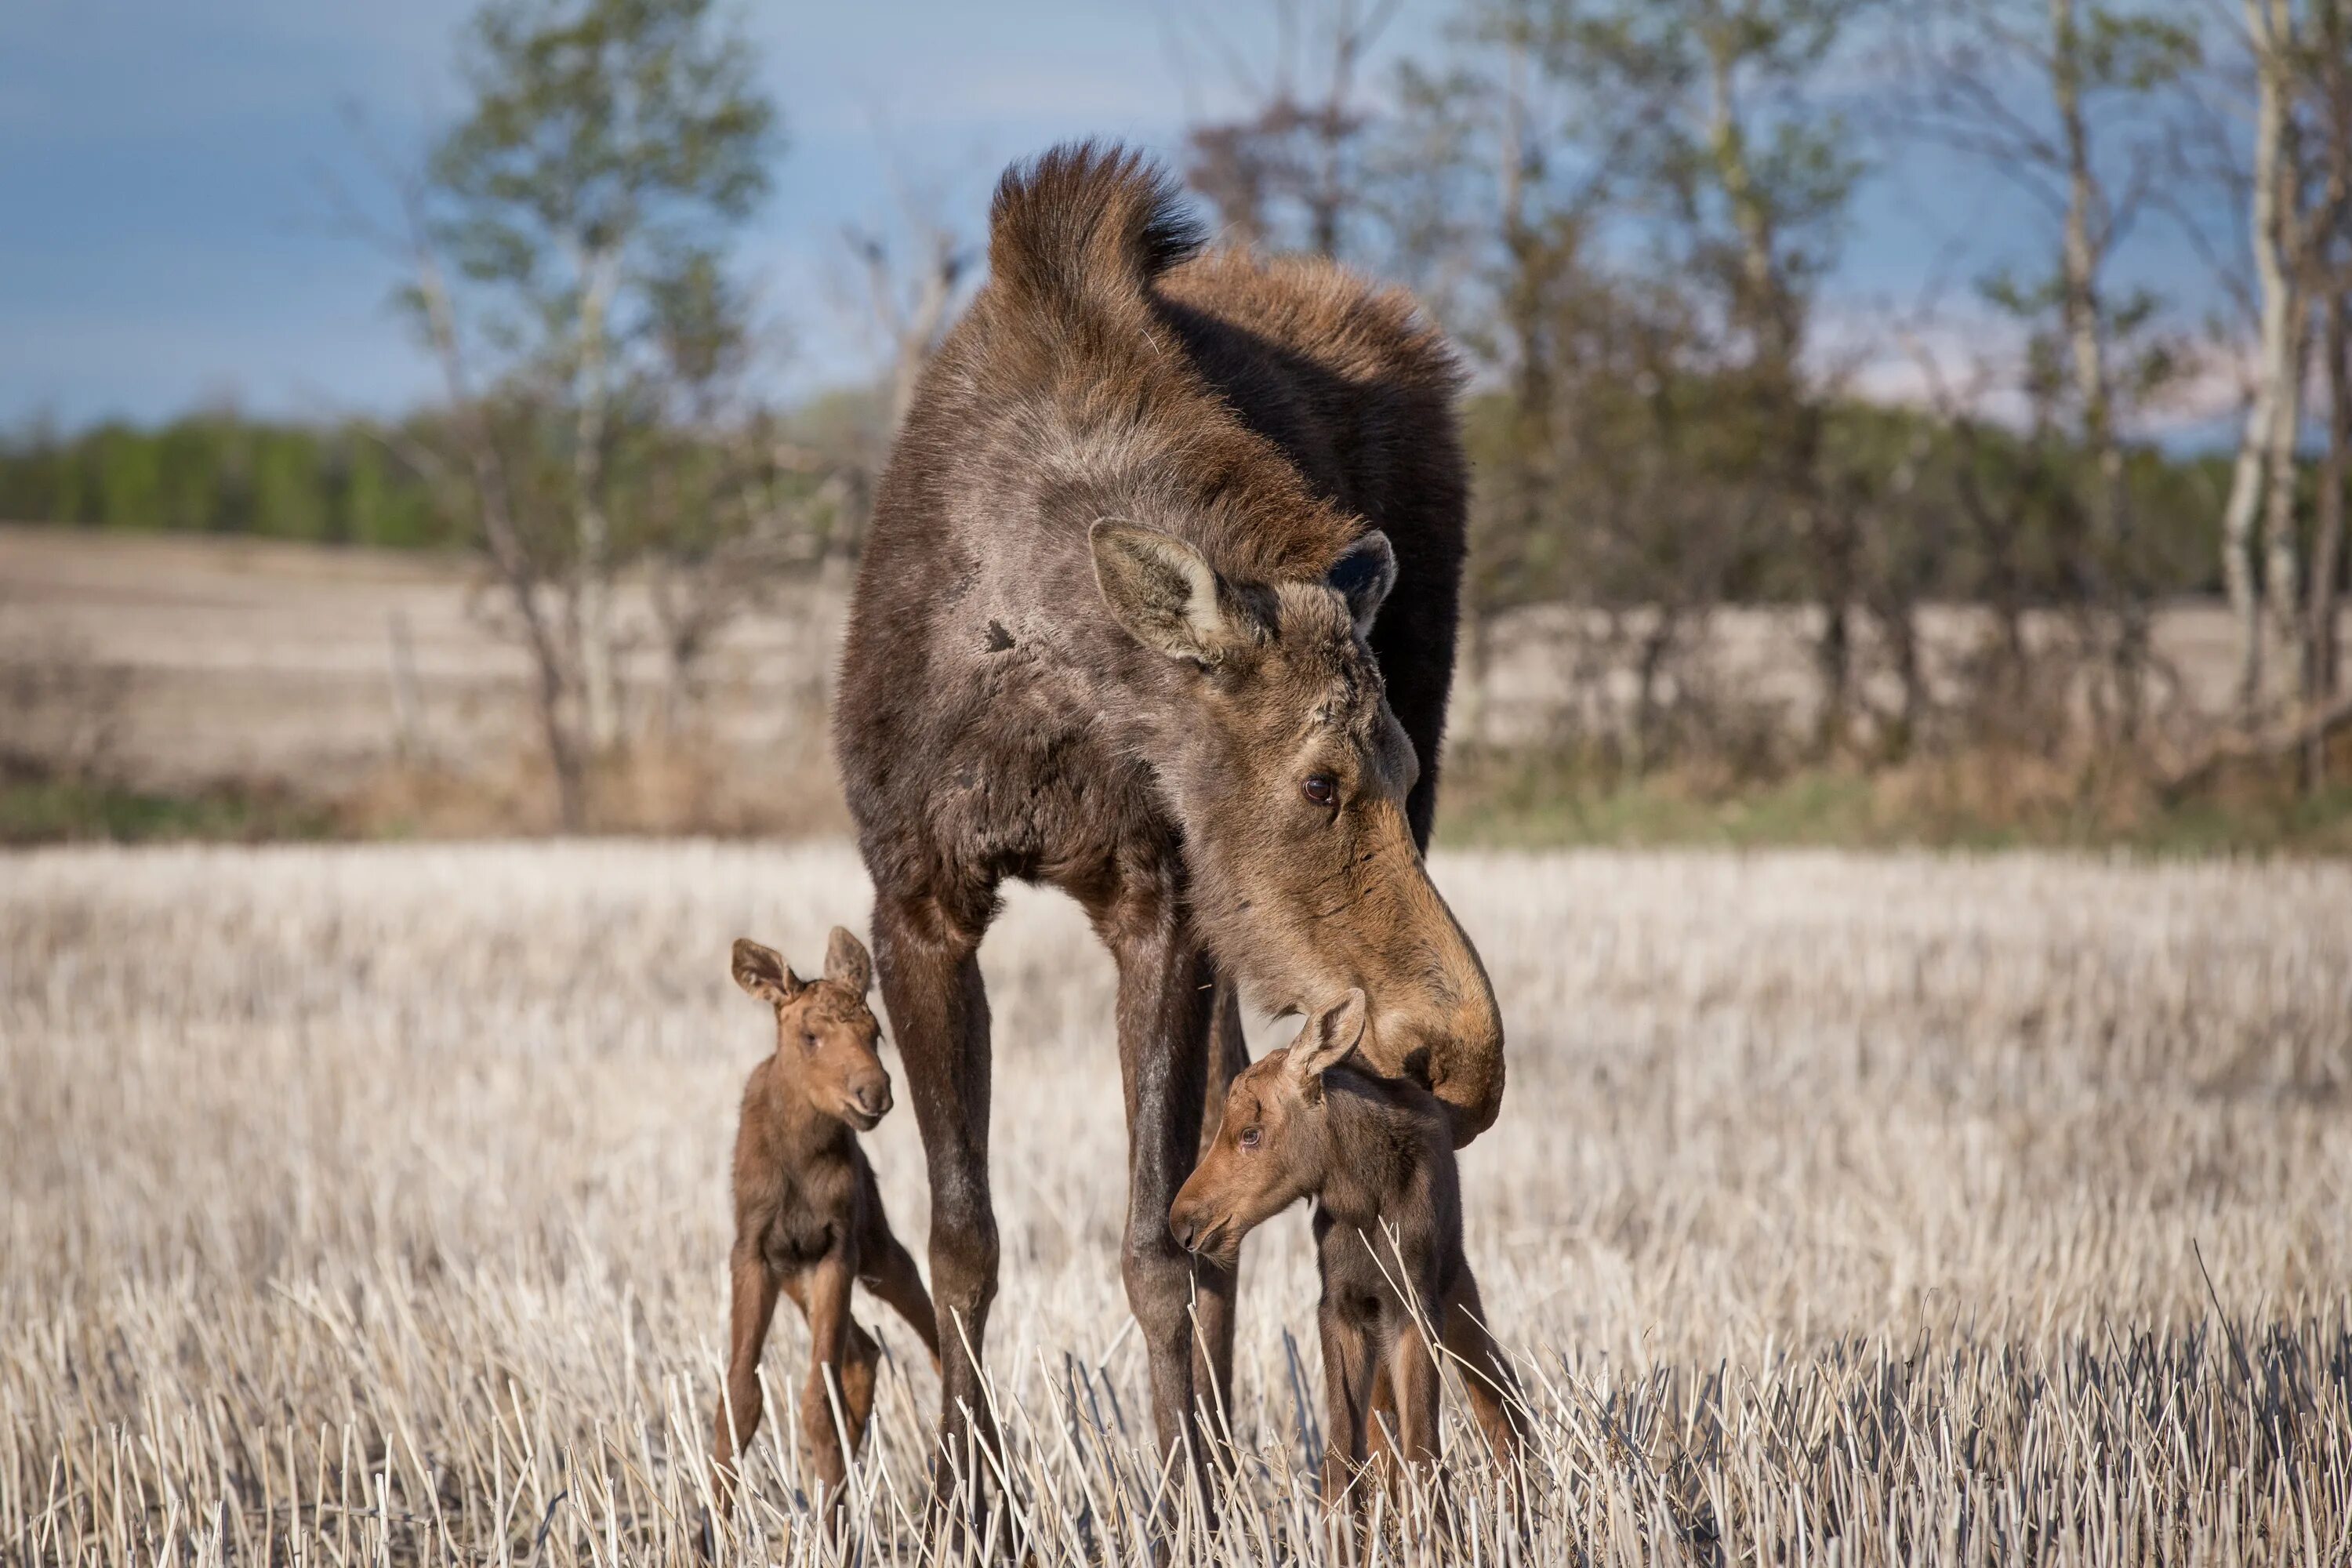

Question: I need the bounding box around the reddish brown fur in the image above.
[1170,992,1524,1523]
[710,929,939,1523]
[834,140,1503,1504]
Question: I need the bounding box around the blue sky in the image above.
[0,0,2233,435]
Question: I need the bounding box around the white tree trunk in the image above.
[2053,0,2114,530]
[2225,0,2296,716]
[2248,0,2307,713]
[2222,397,2271,713]
[575,250,621,757]
[2262,303,2307,709]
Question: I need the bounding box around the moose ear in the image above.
[1325,532,1396,638]
[822,926,873,995]
[731,938,804,1006]
[1091,521,1251,665]
[1290,988,1369,1105]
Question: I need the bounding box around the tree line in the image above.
[0,415,446,546]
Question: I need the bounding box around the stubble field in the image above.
[5,841,2351,1565]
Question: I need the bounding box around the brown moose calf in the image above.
[711,928,938,1518]
[1169,990,1522,1515]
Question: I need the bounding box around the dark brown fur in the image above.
[1168,992,1523,1524]
[710,930,939,1523]
[833,142,1502,1501]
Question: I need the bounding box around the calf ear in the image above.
[1289,988,1369,1105]
[823,926,873,995]
[731,938,804,1006]
[1091,521,1251,665]
[1325,532,1396,638]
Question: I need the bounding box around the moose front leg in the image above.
[798,1254,868,1507]
[871,888,998,1525]
[1317,1304,1377,1523]
[711,1247,782,1517]
[1104,891,1223,1509]
[1383,1319,1443,1479]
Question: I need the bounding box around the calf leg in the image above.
[837,1323,882,1463]
[862,1232,942,1370]
[798,1256,862,1505]
[710,1249,782,1515]
[871,888,998,1521]
[1442,1266,1526,1471]
[1384,1319,1443,1477]
[1190,971,1250,1426]
[1317,1306,1377,1528]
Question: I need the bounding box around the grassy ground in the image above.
[1439,746,2352,855]
[0,772,337,844]
[6,840,2349,1565]
[13,742,2352,855]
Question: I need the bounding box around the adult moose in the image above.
[834,143,1503,1508]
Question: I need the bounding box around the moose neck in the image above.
[1310,1066,1443,1233]
[766,1058,856,1156]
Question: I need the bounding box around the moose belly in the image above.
[758,1212,840,1275]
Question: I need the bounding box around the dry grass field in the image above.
[14,525,2344,838]
[6,840,2351,1565]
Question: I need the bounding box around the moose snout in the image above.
[845,1075,892,1127]
[1167,1182,1216,1255]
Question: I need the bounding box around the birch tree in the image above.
[1901,0,2194,739]
[431,0,775,758]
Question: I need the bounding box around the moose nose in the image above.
[852,1081,891,1120]
[1168,1209,1200,1254]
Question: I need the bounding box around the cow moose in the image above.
[833,141,1504,1510]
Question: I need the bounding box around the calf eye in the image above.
[1300,774,1337,808]
[1239,1127,1262,1149]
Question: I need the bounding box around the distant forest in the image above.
[0,416,448,548]
[0,399,2235,601]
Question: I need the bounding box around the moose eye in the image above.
[1300,774,1337,808]
[1238,1127,1262,1150]
[801,1028,820,1051]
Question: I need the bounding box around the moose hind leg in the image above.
[1443,1265,1526,1470]
[837,1321,881,1461]
[864,1231,942,1370]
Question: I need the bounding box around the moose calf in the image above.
[1169,989,1522,1515]
[711,928,939,1519]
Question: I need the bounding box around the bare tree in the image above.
[2312,1,2352,754]
[1168,0,1405,257]
[329,0,779,829]
[429,0,777,762]
[1899,0,2196,741]
[845,174,975,441]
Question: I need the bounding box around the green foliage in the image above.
[0,416,447,545]
[1440,746,2352,854]
[426,0,776,380]
[0,771,335,845]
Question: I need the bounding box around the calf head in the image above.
[1092,521,1503,1142]
[731,928,893,1131]
[1168,989,1368,1267]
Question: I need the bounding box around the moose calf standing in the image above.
[1169,989,1523,1518]
[711,928,939,1520]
